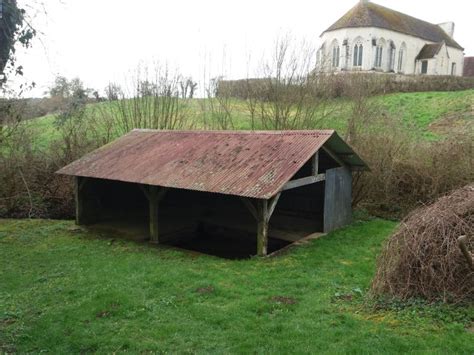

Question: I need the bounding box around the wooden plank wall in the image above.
[323,167,352,233]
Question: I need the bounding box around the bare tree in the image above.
[242,35,340,130]
[104,83,123,101]
[203,76,234,130]
[180,78,198,99]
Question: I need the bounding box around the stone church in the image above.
[316,0,464,76]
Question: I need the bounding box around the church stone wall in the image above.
[318,27,464,76]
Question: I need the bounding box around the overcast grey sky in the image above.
[14,0,474,97]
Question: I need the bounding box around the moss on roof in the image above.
[323,1,463,50]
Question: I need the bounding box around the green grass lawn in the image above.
[1,219,473,353]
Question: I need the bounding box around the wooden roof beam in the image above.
[282,174,325,191]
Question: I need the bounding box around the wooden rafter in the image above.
[322,146,346,167]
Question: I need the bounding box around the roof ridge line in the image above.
[131,129,336,135]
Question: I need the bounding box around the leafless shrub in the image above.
[371,185,474,303]
[240,36,340,130]
[342,74,386,144]
[91,64,193,138]
[201,76,234,130]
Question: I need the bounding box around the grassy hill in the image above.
[25,90,474,150]
[1,218,473,353]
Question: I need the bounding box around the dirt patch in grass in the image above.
[270,296,298,305]
[96,303,120,318]
[429,110,473,135]
[334,294,354,302]
[196,286,215,295]
[0,317,17,326]
[96,310,112,318]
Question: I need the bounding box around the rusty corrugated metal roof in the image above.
[57,130,367,199]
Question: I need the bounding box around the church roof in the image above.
[416,43,444,60]
[323,1,463,50]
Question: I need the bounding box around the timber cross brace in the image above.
[140,185,168,244]
[240,152,329,257]
[281,151,328,192]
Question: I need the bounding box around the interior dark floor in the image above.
[89,219,294,259]
[167,233,292,260]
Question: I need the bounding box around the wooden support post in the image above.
[255,193,281,257]
[74,176,88,225]
[149,186,159,243]
[257,199,269,257]
[145,185,168,244]
[241,194,281,257]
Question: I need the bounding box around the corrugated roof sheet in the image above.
[57,130,368,199]
[464,57,474,77]
[323,1,463,50]
[416,43,443,60]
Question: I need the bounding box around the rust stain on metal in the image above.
[57,130,366,199]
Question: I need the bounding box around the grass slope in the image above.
[1,219,473,353]
[26,90,474,149]
[379,90,474,138]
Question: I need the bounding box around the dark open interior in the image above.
[78,150,340,259]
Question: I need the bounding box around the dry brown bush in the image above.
[0,128,75,218]
[0,101,98,218]
[351,124,473,217]
[371,185,474,303]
